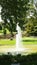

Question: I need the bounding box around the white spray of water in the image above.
[2,23,30,54]
[16,23,22,49]
[15,23,27,54]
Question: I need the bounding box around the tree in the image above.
[25,17,37,36]
[0,0,29,37]
[24,0,37,36]
[0,24,2,30]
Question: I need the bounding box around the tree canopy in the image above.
[0,0,29,28]
[0,0,37,36]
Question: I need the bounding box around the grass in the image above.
[0,37,37,45]
[0,37,37,54]
[22,37,37,45]
[0,29,37,45]
[0,39,15,45]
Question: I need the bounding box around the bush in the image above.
[0,53,37,65]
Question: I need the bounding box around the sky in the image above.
[0,0,37,22]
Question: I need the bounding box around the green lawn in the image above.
[0,37,37,54]
[0,37,37,45]
[22,37,37,45]
[0,39,15,45]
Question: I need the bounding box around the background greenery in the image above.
[0,0,37,37]
[0,53,37,65]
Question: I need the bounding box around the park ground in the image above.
[0,37,37,54]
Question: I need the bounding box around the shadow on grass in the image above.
[22,40,37,42]
[0,52,37,65]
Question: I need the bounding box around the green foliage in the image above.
[3,29,6,36]
[25,17,37,36]
[0,0,29,35]
[0,0,37,36]
[0,53,37,65]
[0,24,2,30]
[23,0,37,36]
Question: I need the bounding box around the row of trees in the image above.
[0,0,37,37]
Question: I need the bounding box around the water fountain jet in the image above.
[2,23,31,55]
[14,22,29,54]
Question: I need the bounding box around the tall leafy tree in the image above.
[25,0,37,36]
[0,0,29,36]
